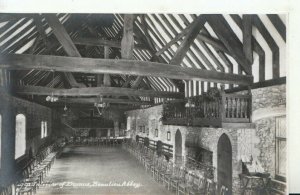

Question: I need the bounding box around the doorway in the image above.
[217,133,232,194]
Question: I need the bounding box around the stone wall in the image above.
[0,90,55,186]
[251,84,286,178]
[126,106,188,163]
[125,84,286,194]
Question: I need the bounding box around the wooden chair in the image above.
[170,167,186,193]
[164,165,181,191]
[150,154,160,177]
[205,179,216,195]
[160,160,173,184]
[186,174,207,195]
[162,165,175,191]
[0,184,15,195]
[177,171,194,195]
[15,168,37,195]
[155,158,167,181]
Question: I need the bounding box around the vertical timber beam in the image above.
[205,14,252,75]
[103,46,111,86]
[169,15,206,93]
[44,14,83,88]
[242,15,253,64]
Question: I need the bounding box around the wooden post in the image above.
[220,84,226,122]
[247,86,252,122]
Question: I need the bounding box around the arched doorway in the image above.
[175,129,182,165]
[89,129,96,137]
[217,133,232,194]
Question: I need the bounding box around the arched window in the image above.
[41,121,48,138]
[44,121,48,137]
[127,117,131,130]
[41,121,44,138]
[15,114,26,159]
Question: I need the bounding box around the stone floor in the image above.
[36,145,172,195]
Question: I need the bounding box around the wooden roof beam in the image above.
[169,15,206,92]
[170,15,206,65]
[44,14,83,88]
[72,37,148,50]
[267,14,286,42]
[230,14,266,82]
[205,14,252,75]
[242,15,254,65]
[252,15,280,79]
[0,53,253,85]
[59,97,153,105]
[14,85,184,98]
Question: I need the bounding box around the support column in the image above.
[114,121,119,137]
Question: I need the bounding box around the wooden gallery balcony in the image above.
[162,89,252,128]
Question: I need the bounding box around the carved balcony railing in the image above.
[162,89,252,127]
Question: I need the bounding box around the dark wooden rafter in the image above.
[230,14,266,82]
[121,76,132,87]
[103,46,111,87]
[200,28,227,72]
[197,33,229,54]
[81,25,105,87]
[0,53,253,85]
[14,85,184,99]
[154,16,195,56]
[199,41,224,71]
[169,15,206,65]
[0,19,34,52]
[171,15,214,71]
[152,14,201,70]
[183,14,230,56]
[120,14,142,101]
[267,14,286,42]
[1,13,285,103]
[157,14,230,57]
[44,14,83,88]
[72,37,147,50]
[0,18,30,44]
[217,51,234,89]
[133,15,177,93]
[131,76,144,89]
[205,14,252,75]
[8,30,38,54]
[0,14,38,23]
[140,15,157,53]
[166,15,207,92]
[252,15,280,78]
[46,103,140,110]
[44,14,81,57]
[168,15,206,91]
[143,14,194,91]
[242,15,254,64]
[33,14,48,46]
[59,97,152,105]
[137,16,176,61]
[0,20,15,35]
[121,14,142,90]
[254,41,266,81]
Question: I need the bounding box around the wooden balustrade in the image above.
[222,94,252,123]
[162,91,252,127]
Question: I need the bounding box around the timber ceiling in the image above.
[0,13,286,111]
